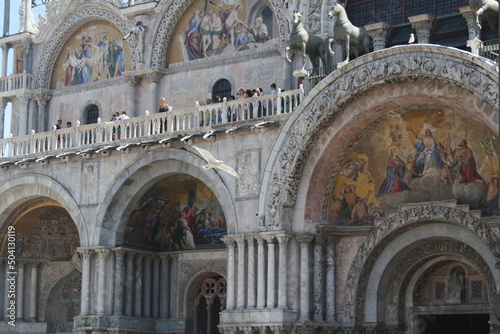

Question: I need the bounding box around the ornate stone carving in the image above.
[342,204,494,326]
[263,48,498,230]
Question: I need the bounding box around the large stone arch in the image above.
[258,44,499,230]
[0,174,88,246]
[150,0,290,67]
[93,148,238,246]
[34,4,129,89]
[341,204,498,327]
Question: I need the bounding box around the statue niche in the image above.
[327,1,371,67]
[285,10,333,76]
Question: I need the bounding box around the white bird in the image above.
[408,33,415,44]
[192,145,241,179]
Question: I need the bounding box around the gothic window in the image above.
[435,281,446,300]
[471,280,483,300]
[212,79,232,101]
[194,276,227,334]
[84,104,99,124]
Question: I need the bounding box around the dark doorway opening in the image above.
[422,313,489,334]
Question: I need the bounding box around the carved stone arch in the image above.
[0,174,88,246]
[258,45,498,230]
[79,99,104,123]
[35,5,130,89]
[94,148,238,246]
[341,204,498,327]
[150,0,290,68]
[383,244,495,327]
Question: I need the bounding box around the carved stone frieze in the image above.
[264,47,498,229]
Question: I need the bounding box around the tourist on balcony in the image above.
[236,87,248,121]
[158,97,170,132]
[55,119,62,148]
[111,112,120,140]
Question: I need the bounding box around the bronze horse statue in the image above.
[469,0,499,37]
[285,10,331,70]
[328,2,370,63]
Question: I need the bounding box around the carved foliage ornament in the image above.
[265,52,498,228]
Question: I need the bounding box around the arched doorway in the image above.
[0,198,81,332]
[193,275,226,334]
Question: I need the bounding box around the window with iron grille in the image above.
[471,280,483,299]
[212,79,232,101]
[84,105,99,124]
[435,281,446,300]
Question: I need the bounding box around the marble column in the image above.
[313,236,325,321]
[0,98,6,139]
[135,254,144,317]
[147,73,161,117]
[1,44,9,77]
[96,249,110,315]
[17,95,29,136]
[246,236,256,309]
[22,0,33,33]
[125,76,140,118]
[113,250,125,316]
[33,90,50,132]
[264,235,276,308]
[236,236,246,309]
[297,234,314,321]
[255,236,266,309]
[143,255,153,317]
[17,261,24,321]
[276,234,290,309]
[79,249,93,316]
[153,256,160,318]
[365,22,391,51]
[29,262,39,320]
[159,255,170,318]
[325,236,336,323]
[124,252,135,316]
[408,14,435,44]
[460,6,479,40]
[223,237,236,310]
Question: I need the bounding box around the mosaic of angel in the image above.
[327,109,499,225]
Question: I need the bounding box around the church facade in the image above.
[0,0,499,333]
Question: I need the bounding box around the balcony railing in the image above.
[0,72,34,93]
[0,88,303,160]
[481,39,499,63]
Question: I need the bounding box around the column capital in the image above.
[33,89,51,107]
[275,233,291,245]
[124,74,142,86]
[296,233,314,245]
[262,234,275,244]
[145,72,163,84]
[95,248,111,257]
[144,254,155,263]
[114,249,126,260]
[222,235,237,247]
[77,248,95,260]
[314,234,327,246]
[234,235,247,247]
[408,14,435,44]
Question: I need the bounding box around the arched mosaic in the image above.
[124,174,227,251]
[35,6,130,89]
[260,45,499,230]
[151,0,289,67]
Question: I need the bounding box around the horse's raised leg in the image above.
[345,34,350,62]
[302,41,307,69]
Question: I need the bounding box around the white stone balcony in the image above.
[0,87,304,162]
[0,72,34,94]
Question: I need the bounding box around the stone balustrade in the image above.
[0,72,34,93]
[0,87,303,160]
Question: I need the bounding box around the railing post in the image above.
[276,89,282,114]
[144,110,150,136]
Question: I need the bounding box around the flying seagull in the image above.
[192,145,241,179]
[408,33,415,44]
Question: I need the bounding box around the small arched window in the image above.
[212,79,232,101]
[84,105,99,124]
[193,276,226,334]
